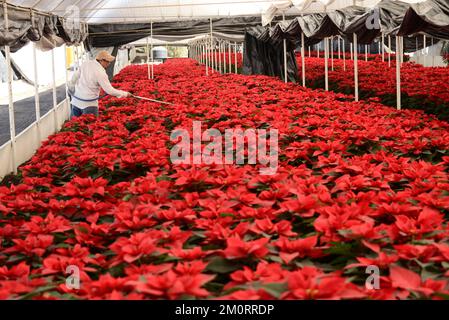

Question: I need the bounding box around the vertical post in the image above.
[205,42,209,76]
[201,43,205,64]
[51,48,58,131]
[400,36,404,64]
[64,44,70,123]
[32,42,41,143]
[301,32,306,87]
[353,33,359,102]
[218,41,222,73]
[388,35,391,67]
[396,36,402,110]
[350,42,353,60]
[308,46,311,57]
[228,42,232,73]
[343,38,346,71]
[215,40,218,71]
[423,34,427,66]
[4,2,17,174]
[331,36,334,71]
[234,42,238,74]
[223,42,227,73]
[337,36,341,59]
[283,13,287,83]
[324,37,329,91]
[365,44,368,61]
[381,33,385,62]
[213,40,216,71]
[431,37,435,67]
[317,42,320,58]
[146,37,150,79]
[209,18,213,74]
[151,21,154,79]
[396,36,401,110]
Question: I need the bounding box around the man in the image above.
[69,50,131,118]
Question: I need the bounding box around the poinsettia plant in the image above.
[297,55,449,121]
[0,58,449,300]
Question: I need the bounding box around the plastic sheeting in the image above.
[399,0,449,38]
[86,17,261,48]
[0,3,88,52]
[263,0,449,49]
[243,26,299,83]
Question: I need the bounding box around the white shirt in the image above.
[69,59,127,109]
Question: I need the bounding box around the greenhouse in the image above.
[0,0,449,303]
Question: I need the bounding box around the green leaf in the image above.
[260,282,288,299]
[434,293,449,300]
[19,285,57,300]
[122,194,133,202]
[206,257,242,274]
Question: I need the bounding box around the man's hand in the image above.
[119,91,131,98]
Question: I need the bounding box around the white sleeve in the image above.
[97,69,127,98]
[68,69,81,90]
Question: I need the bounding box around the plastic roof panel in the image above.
[7,0,275,22]
[6,0,428,23]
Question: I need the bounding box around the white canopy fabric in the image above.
[6,0,427,24]
[8,0,280,23]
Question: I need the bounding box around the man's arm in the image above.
[97,70,129,98]
[68,68,81,92]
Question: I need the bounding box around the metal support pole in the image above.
[365,44,368,61]
[308,46,311,57]
[146,37,150,79]
[423,34,426,52]
[228,42,232,73]
[283,37,288,83]
[151,21,154,79]
[203,43,206,65]
[301,32,306,87]
[234,42,238,74]
[337,36,341,59]
[51,49,58,131]
[324,37,329,91]
[343,38,346,71]
[209,18,213,74]
[32,30,41,145]
[350,42,353,60]
[396,36,401,110]
[331,36,334,71]
[213,40,217,71]
[64,44,70,123]
[218,41,222,73]
[388,35,391,67]
[4,2,17,174]
[431,37,435,67]
[400,36,404,64]
[223,42,227,73]
[282,14,287,83]
[381,33,385,62]
[206,41,209,75]
[353,33,359,102]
